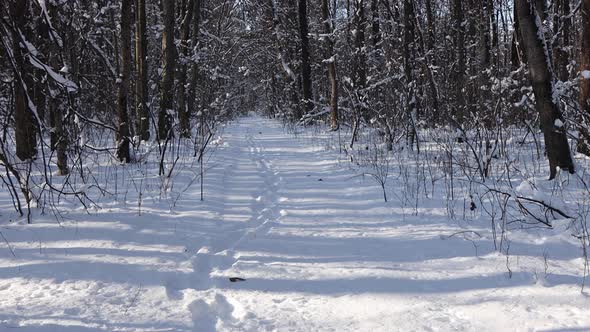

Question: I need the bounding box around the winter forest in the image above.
[1,0,590,330]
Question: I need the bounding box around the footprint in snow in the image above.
[188,293,247,332]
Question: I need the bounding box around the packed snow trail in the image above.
[1,115,590,331]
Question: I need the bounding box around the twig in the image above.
[124,284,143,315]
[0,231,16,258]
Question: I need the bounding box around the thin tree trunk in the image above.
[117,0,132,162]
[298,0,313,118]
[370,0,380,47]
[178,0,195,138]
[135,0,150,141]
[354,0,367,114]
[187,0,202,130]
[322,0,339,130]
[554,0,571,81]
[452,0,466,123]
[515,0,575,179]
[158,0,176,141]
[403,0,417,146]
[425,0,435,64]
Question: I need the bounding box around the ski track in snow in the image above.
[1,116,590,331]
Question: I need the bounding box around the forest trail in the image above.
[179,116,590,332]
[1,115,589,331]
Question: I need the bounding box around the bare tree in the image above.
[158,0,176,141]
[322,0,339,130]
[298,0,312,118]
[135,0,150,141]
[579,0,590,155]
[116,0,132,162]
[178,0,196,138]
[10,0,37,160]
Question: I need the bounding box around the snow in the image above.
[1,116,590,331]
[28,56,78,93]
[554,118,564,128]
[582,70,590,80]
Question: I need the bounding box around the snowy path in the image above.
[1,116,590,331]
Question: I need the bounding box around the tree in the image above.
[186,0,202,134]
[579,0,590,155]
[515,0,574,179]
[158,0,176,141]
[135,0,150,141]
[116,0,132,162]
[178,0,196,138]
[452,0,466,122]
[322,0,339,130]
[298,0,312,119]
[9,0,38,160]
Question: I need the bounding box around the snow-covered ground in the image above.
[1,115,590,331]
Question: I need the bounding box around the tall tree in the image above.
[452,0,466,122]
[515,0,574,179]
[45,2,69,175]
[135,0,149,141]
[187,0,202,132]
[298,0,312,118]
[322,0,339,130]
[579,0,590,155]
[10,0,38,160]
[116,0,132,162]
[178,0,195,138]
[158,0,176,141]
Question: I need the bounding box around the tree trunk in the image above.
[370,0,380,47]
[187,0,202,132]
[11,0,38,160]
[554,0,570,82]
[117,0,132,162]
[425,0,435,63]
[322,0,339,130]
[478,1,491,68]
[41,2,70,175]
[298,0,313,118]
[354,0,367,93]
[578,0,590,155]
[403,0,417,148]
[515,0,574,179]
[135,0,150,141]
[178,0,195,138]
[452,0,466,123]
[158,0,176,141]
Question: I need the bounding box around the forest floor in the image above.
[1,115,590,331]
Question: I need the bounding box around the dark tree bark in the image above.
[578,0,590,155]
[553,0,570,82]
[354,0,367,90]
[402,0,414,84]
[424,0,435,62]
[187,0,202,131]
[370,0,380,47]
[10,0,38,160]
[452,0,466,122]
[116,0,132,162]
[478,1,491,68]
[515,0,575,179]
[322,0,338,130]
[158,0,176,141]
[298,0,313,118]
[135,0,150,141]
[47,2,69,175]
[178,0,195,138]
